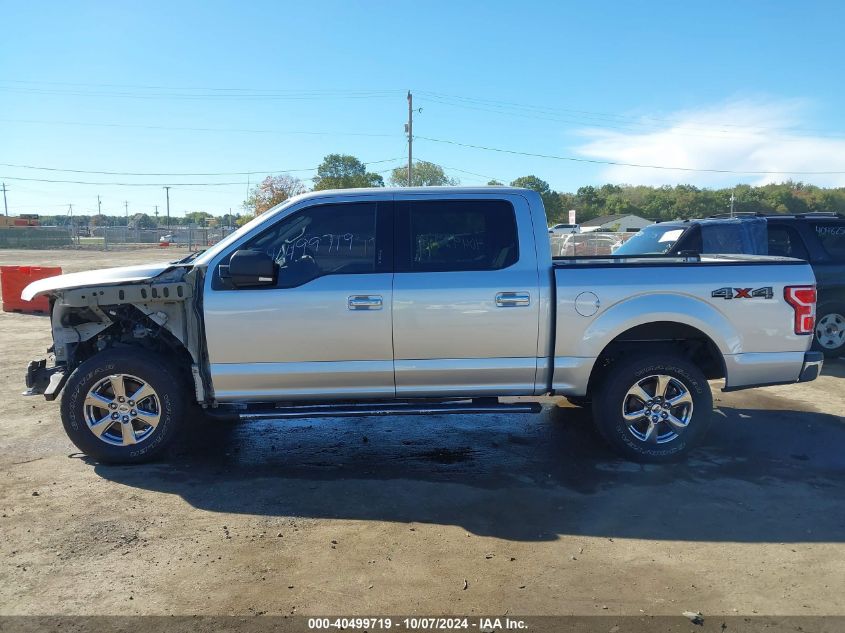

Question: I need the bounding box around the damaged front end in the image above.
[24,356,66,400]
[22,264,209,403]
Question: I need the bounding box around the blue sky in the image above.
[2,0,845,217]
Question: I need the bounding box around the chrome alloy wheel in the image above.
[816,313,845,350]
[622,374,694,444]
[83,374,161,446]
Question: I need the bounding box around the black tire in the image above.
[813,303,845,358]
[60,348,186,463]
[592,354,713,463]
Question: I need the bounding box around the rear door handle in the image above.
[348,295,383,310]
[495,291,530,307]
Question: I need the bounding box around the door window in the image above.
[396,200,518,272]
[811,222,845,261]
[218,202,380,289]
[767,225,809,259]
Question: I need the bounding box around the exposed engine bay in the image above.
[24,266,209,403]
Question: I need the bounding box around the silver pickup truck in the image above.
[22,187,823,463]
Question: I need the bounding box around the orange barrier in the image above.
[0,265,62,313]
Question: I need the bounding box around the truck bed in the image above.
[550,255,816,395]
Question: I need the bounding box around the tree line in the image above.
[243,154,845,225]
[33,152,845,228]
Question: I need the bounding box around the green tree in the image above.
[184,211,213,226]
[312,154,384,190]
[245,174,307,215]
[89,214,113,227]
[487,179,504,186]
[220,212,241,228]
[388,161,458,187]
[128,213,156,229]
[511,175,564,222]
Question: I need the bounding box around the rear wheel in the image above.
[592,354,712,462]
[814,304,845,357]
[60,349,186,463]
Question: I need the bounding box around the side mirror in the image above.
[228,249,276,288]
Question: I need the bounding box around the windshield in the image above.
[613,225,685,255]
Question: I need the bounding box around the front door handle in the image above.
[348,295,383,310]
[495,291,530,307]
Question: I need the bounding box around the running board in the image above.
[206,400,542,422]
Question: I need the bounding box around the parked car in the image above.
[549,223,581,235]
[557,232,623,256]
[22,188,821,464]
[614,213,845,356]
[159,233,187,245]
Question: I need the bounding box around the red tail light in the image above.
[784,285,816,335]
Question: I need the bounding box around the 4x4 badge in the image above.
[711,287,774,300]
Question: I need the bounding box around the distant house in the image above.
[580,213,653,233]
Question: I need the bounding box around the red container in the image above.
[0,265,62,313]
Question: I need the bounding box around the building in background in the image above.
[580,213,653,233]
[0,214,40,228]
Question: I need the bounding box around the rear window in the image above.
[812,222,845,261]
[397,199,518,272]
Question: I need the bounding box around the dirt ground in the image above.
[1,248,844,618]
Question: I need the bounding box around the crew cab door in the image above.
[203,198,394,401]
[391,194,541,397]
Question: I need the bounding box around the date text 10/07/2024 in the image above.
[307,617,528,630]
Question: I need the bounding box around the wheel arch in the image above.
[586,320,727,398]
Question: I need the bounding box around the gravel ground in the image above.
[1,248,843,617]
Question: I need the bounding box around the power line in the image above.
[416,94,845,143]
[0,157,404,177]
[0,79,403,95]
[4,78,839,137]
[0,85,403,102]
[415,135,845,175]
[0,117,398,138]
[0,175,253,186]
[413,158,505,183]
[416,90,845,138]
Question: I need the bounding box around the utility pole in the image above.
[97,195,102,215]
[124,200,129,223]
[163,186,171,229]
[406,90,413,187]
[730,191,736,218]
[2,183,8,216]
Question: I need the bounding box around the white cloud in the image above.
[574,99,845,187]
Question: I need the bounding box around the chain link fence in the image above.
[0,225,237,251]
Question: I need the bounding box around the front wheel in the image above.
[592,354,713,462]
[60,348,186,463]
